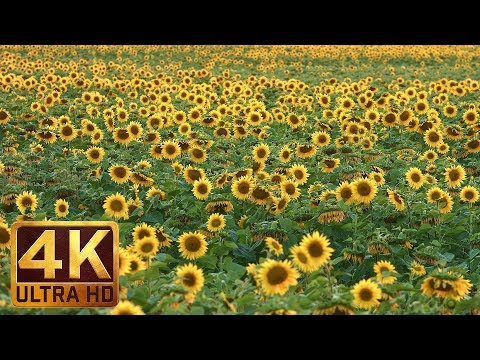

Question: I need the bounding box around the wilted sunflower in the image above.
[351,178,378,204]
[373,260,397,284]
[109,165,131,184]
[258,259,299,296]
[387,189,406,211]
[103,193,128,219]
[207,213,226,232]
[0,223,11,249]
[405,167,425,189]
[460,185,479,203]
[192,178,212,200]
[16,191,38,214]
[178,231,208,260]
[54,199,69,218]
[265,237,283,256]
[444,165,466,188]
[299,231,334,269]
[110,300,144,315]
[232,176,255,200]
[351,279,382,310]
[177,263,205,294]
[134,236,160,258]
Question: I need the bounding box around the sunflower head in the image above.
[258,259,299,296]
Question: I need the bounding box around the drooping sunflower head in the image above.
[321,158,340,173]
[130,172,154,187]
[410,261,426,277]
[155,227,172,248]
[178,231,208,260]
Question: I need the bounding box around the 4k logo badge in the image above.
[11,221,119,307]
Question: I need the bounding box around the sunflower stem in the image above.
[324,263,334,296]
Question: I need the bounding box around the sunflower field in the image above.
[0,45,479,315]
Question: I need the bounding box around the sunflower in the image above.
[85,147,105,164]
[207,213,226,232]
[465,138,480,153]
[270,196,290,215]
[336,181,354,205]
[188,145,207,163]
[110,300,145,315]
[192,178,212,200]
[387,189,406,211]
[16,191,38,214]
[0,223,10,249]
[178,231,208,260]
[205,200,234,214]
[410,261,426,277]
[161,140,181,160]
[252,143,270,163]
[103,193,128,220]
[127,253,147,273]
[265,237,283,256]
[405,167,425,189]
[424,129,443,148]
[421,273,472,301]
[54,199,69,218]
[296,144,317,159]
[289,245,315,273]
[312,131,331,147]
[109,165,131,184]
[258,259,299,296]
[444,165,466,188]
[232,176,255,200]
[280,179,300,200]
[113,128,132,145]
[414,100,429,114]
[130,172,154,187]
[321,158,340,173]
[289,164,309,184]
[146,186,165,200]
[0,109,11,124]
[176,263,205,294]
[183,165,206,185]
[172,162,184,174]
[443,104,458,118]
[132,222,156,242]
[118,248,131,275]
[351,279,382,310]
[59,124,77,141]
[426,186,445,203]
[462,109,478,125]
[438,193,454,214]
[351,178,378,204]
[134,236,159,258]
[299,231,334,269]
[279,145,291,163]
[149,144,163,160]
[155,227,172,248]
[460,185,479,203]
[373,260,397,284]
